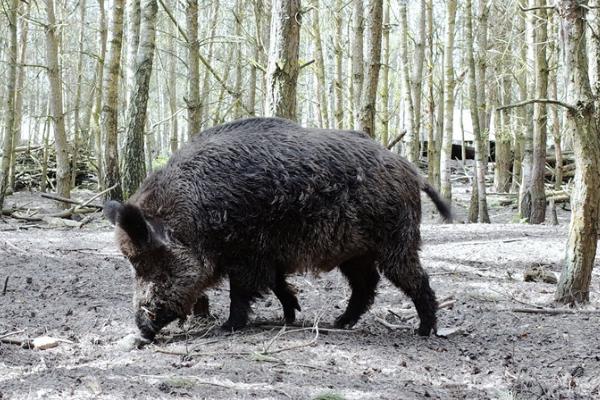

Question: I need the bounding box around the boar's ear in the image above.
[104,200,121,225]
[115,203,156,249]
[105,201,167,250]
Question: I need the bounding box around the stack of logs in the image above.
[8,145,97,191]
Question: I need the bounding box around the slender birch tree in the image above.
[265,0,301,120]
[123,0,159,197]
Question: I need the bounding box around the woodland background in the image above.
[0,0,599,306]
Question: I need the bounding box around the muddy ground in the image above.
[1,188,599,400]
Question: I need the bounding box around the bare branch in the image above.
[496,98,577,113]
[519,2,556,12]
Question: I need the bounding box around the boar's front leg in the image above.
[192,293,210,317]
[334,254,380,329]
[222,275,260,331]
[271,272,301,324]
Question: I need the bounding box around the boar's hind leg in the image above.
[222,277,261,331]
[271,273,301,324]
[381,250,437,336]
[334,254,380,329]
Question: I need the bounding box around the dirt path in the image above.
[1,195,599,399]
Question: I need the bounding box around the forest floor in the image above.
[1,185,599,400]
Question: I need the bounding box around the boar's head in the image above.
[105,200,207,341]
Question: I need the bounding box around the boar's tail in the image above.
[421,181,453,222]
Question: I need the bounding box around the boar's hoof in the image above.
[333,314,359,329]
[221,319,248,332]
[417,321,436,336]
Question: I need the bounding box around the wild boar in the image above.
[105,117,451,341]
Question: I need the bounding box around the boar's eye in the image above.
[141,306,156,321]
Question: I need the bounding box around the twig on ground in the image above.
[0,330,24,340]
[2,276,8,295]
[260,318,321,355]
[254,323,350,333]
[374,316,409,330]
[509,307,600,315]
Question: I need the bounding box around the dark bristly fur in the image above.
[105,117,452,340]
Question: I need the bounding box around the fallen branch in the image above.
[510,307,600,315]
[0,336,33,348]
[41,193,102,209]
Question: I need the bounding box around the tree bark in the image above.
[186,0,201,135]
[70,0,86,187]
[122,0,158,198]
[0,0,19,210]
[125,0,141,112]
[101,0,125,201]
[399,3,415,161]
[90,0,108,187]
[312,0,329,128]
[333,0,344,128]
[8,2,31,192]
[233,0,245,119]
[199,1,221,129]
[466,0,489,223]
[380,0,391,146]
[529,1,549,223]
[425,0,439,189]
[45,0,71,206]
[411,0,427,162]
[167,13,178,153]
[555,0,600,304]
[519,1,536,219]
[351,0,364,129]
[265,0,301,121]
[358,0,383,138]
[439,0,457,203]
[494,74,512,193]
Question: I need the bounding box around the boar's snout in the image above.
[135,307,178,341]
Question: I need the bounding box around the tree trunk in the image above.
[411,0,427,162]
[233,0,245,119]
[399,3,415,161]
[519,1,536,219]
[125,0,141,112]
[380,0,391,146]
[312,0,329,128]
[358,0,383,138]
[122,0,158,198]
[199,1,221,129]
[70,0,86,188]
[101,0,125,201]
[555,0,600,304]
[265,0,301,121]
[186,0,201,135]
[351,0,364,129]
[495,74,512,193]
[45,0,71,205]
[529,1,549,223]
[0,0,19,210]
[8,2,31,192]
[90,0,108,188]
[333,0,344,128]
[167,14,178,153]
[248,0,264,115]
[439,0,457,202]
[425,0,439,189]
[466,0,489,223]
